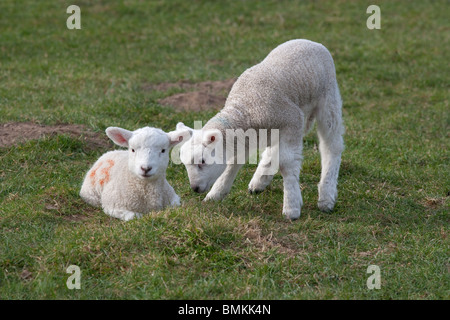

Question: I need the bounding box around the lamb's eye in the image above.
[131,149,135,153]
[161,149,166,153]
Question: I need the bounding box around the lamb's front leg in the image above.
[204,163,243,201]
[170,193,181,207]
[164,181,181,207]
[103,207,143,221]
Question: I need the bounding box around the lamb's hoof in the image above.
[283,209,301,221]
[318,200,335,212]
[248,188,264,195]
[248,179,269,194]
[204,192,225,201]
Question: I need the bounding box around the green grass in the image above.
[0,0,448,299]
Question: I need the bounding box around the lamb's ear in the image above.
[106,127,133,148]
[176,122,194,134]
[167,129,191,147]
[202,129,222,146]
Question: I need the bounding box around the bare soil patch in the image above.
[423,197,447,209]
[0,122,110,149]
[144,78,236,112]
[236,218,308,259]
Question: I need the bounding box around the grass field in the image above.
[0,0,448,299]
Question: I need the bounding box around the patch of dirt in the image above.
[423,197,447,209]
[20,269,33,281]
[354,243,398,258]
[236,218,307,259]
[144,78,236,112]
[0,122,110,149]
[159,91,228,112]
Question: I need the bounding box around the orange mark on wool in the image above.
[99,159,115,186]
[90,159,115,187]
[90,161,104,186]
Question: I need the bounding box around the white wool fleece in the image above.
[175,39,345,220]
[80,126,187,221]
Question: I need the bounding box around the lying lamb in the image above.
[175,39,344,220]
[80,126,185,221]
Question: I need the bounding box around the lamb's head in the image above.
[176,122,227,193]
[106,126,185,180]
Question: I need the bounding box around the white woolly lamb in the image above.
[80,126,186,221]
[174,39,344,220]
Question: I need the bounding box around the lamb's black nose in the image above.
[141,166,152,174]
[192,185,200,193]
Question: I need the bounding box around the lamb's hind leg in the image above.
[248,147,277,194]
[279,130,303,220]
[316,90,344,212]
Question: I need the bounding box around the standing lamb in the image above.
[80,126,186,221]
[175,39,344,220]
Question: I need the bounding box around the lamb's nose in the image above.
[191,184,200,193]
[141,166,152,174]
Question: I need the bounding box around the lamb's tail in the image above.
[315,83,345,139]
